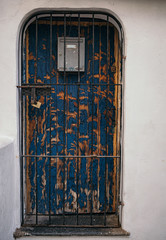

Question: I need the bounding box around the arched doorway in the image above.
[18,10,123,227]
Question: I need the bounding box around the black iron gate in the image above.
[18,10,123,227]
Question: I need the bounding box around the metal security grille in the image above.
[18,10,123,228]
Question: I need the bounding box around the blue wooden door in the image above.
[23,17,120,219]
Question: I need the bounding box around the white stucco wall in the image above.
[0,0,166,240]
[0,137,16,240]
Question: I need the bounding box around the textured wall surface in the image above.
[0,0,166,240]
[0,137,15,240]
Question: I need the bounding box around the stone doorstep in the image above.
[13,226,130,238]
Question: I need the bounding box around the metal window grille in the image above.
[18,10,124,229]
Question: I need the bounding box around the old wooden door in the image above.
[21,14,121,226]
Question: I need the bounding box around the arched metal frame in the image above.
[18,9,125,228]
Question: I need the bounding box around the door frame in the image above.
[17,8,125,226]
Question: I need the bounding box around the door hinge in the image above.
[119,201,124,206]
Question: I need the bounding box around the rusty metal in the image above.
[76,13,80,225]
[104,15,109,226]
[63,13,67,225]
[90,13,95,226]
[20,93,24,224]
[17,85,52,88]
[35,15,38,225]
[17,83,121,86]
[49,13,53,224]
[111,66,116,73]
[31,88,36,104]
[22,155,120,158]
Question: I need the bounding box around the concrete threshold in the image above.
[14,226,130,238]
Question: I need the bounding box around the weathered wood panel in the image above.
[24,17,120,216]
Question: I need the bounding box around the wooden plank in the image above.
[112,28,119,212]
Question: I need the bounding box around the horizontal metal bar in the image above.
[22,10,123,33]
[22,155,120,158]
[19,83,122,86]
[17,85,52,88]
[27,212,116,216]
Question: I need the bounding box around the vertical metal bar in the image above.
[116,81,122,222]
[50,14,52,86]
[20,28,24,225]
[115,84,119,215]
[90,13,95,225]
[56,21,59,221]
[20,93,24,224]
[119,84,123,225]
[63,13,66,225]
[92,15,94,84]
[114,30,121,218]
[104,15,109,226]
[120,35,124,224]
[35,16,38,224]
[78,14,80,84]
[49,13,52,225]
[119,28,124,225]
[35,153,38,225]
[24,29,27,187]
[76,14,80,225]
[35,16,38,85]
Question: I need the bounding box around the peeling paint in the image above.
[24,18,120,215]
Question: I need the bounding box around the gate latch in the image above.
[17,85,51,109]
[31,88,41,108]
[31,87,36,104]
